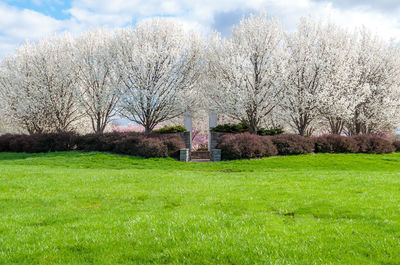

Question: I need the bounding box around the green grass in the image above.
[0,152,399,264]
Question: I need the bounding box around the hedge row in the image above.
[0,132,185,158]
[216,133,278,160]
[0,132,399,160]
[211,122,284,136]
[217,133,400,160]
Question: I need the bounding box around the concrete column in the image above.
[208,110,218,151]
[210,149,221,161]
[184,111,192,132]
[179,149,190,162]
[183,112,192,156]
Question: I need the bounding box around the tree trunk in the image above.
[328,117,344,135]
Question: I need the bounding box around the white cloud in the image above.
[0,3,65,57]
[1,0,400,58]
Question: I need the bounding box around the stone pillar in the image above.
[183,112,192,159]
[184,111,192,133]
[210,149,221,161]
[179,149,190,162]
[208,110,218,151]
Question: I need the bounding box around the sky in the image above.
[1,0,400,57]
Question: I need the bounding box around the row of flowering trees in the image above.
[0,14,399,136]
[0,18,204,134]
[207,15,400,136]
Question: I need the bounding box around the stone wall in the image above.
[178,131,191,160]
[210,149,221,161]
[177,131,192,150]
[209,131,226,150]
[179,149,190,162]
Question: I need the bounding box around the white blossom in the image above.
[74,27,120,133]
[115,18,205,133]
[0,35,81,133]
[206,13,284,133]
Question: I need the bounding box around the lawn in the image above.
[0,152,399,264]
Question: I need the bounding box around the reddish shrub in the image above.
[0,132,182,158]
[271,134,314,155]
[39,132,77,152]
[216,133,277,160]
[136,138,169,158]
[75,132,127,152]
[154,134,185,158]
[113,135,142,155]
[113,135,169,157]
[393,141,400,152]
[351,134,395,154]
[260,136,279,157]
[0,134,14,152]
[0,132,77,153]
[314,134,358,153]
[8,135,27,152]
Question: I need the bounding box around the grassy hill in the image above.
[0,152,399,264]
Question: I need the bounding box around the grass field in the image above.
[0,152,399,264]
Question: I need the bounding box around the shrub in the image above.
[314,134,358,153]
[351,134,395,154]
[216,133,277,160]
[113,135,140,155]
[0,132,77,153]
[393,141,400,152]
[153,134,185,158]
[0,134,14,152]
[271,134,314,155]
[257,128,284,136]
[211,122,284,136]
[211,123,247,133]
[0,131,184,158]
[8,135,27,152]
[40,132,77,152]
[153,125,186,134]
[136,138,169,158]
[75,132,126,152]
[113,135,169,157]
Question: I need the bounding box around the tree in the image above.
[316,23,358,135]
[206,13,284,134]
[279,17,331,136]
[74,27,120,133]
[344,29,400,135]
[0,35,82,133]
[0,45,61,133]
[115,18,205,133]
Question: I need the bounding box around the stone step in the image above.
[191,151,210,160]
[191,159,211,163]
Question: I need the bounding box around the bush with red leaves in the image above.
[270,134,314,155]
[351,134,395,154]
[0,132,185,158]
[393,141,400,152]
[216,133,277,160]
[0,132,77,153]
[314,134,358,153]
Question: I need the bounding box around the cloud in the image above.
[1,0,400,58]
[312,0,400,13]
[0,2,67,57]
[0,3,62,39]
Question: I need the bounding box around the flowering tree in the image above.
[279,17,334,136]
[315,23,358,134]
[115,18,205,133]
[74,27,121,133]
[0,53,50,133]
[0,35,81,133]
[344,29,400,135]
[0,14,399,136]
[206,13,284,134]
